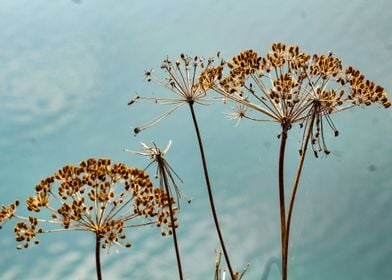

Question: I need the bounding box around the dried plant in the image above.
[129,54,223,135]
[129,54,236,278]
[125,141,185,279]
[214,250,249,280]
[0,158,175,280]
[1,42,386,280]
[203,42,390,280]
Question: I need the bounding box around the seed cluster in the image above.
[156,54,218,100]
[14,217,41,249]
[344,66,389,107]
[0,201,19,228]
[199,65,223,92]
[219,43,390,112]
[2,158,176,249]
[203,42,390,155]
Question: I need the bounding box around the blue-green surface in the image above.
[0,1,391,279]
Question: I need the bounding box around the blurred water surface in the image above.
[0,1,391,279]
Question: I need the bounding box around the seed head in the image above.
[5,158,174,250]
[129,53,225,134]
[208,42,390,155]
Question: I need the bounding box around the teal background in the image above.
[0,0,391,279]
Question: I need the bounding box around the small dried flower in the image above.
[125,141,188,278]
[125,141,190,209]
[129,53,224,134]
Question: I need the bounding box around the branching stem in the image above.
[283,108,317,279]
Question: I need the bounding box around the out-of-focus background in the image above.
[0,1,391,279]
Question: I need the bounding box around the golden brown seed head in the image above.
[7,158,176,251]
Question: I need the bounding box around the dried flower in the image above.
[129,53,224,134]
[125,140,189,207]
[206,43,390,280]
[128,52,236,278]
[2,158,175,249]
[207,43,390,155]
[125,141,186,278]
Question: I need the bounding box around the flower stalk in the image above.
[125,141,184,279]
[130,53,236,279]
[96,233,102,280]
[278,124,288,280]
[283,105,317,278]
[189,101,235,279]
[206,42,390,280]
[160,162,184,280]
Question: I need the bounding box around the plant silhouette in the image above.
[1,42,390,280]
[202,42,390,280]
[129,53,237,278]
[0,158,175,280]
[125,141,185,279]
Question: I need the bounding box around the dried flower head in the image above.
[125,141,189,208]
[207,42,390,155]
[2,158,175,249]
[129,53,224,134]
[125,141,185,278]
[0,200,19,229]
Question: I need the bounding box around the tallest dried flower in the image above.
[206,42,390,154]
[214,43,390,117]
[204,42,390,280]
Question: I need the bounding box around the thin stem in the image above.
[278,124,288,280]
[188,102,235,279]
[13,215,62,224]
[215,250,222,280]
[160,161,184,280]
[103,196,134,225]
[95,233,103,280]
[284,107,317,278]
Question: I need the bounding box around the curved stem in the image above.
[95,234,102,280]
[278,126,288,280]
[188,102,235,279]
[284,109,317,278]
[160,162,184,280]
